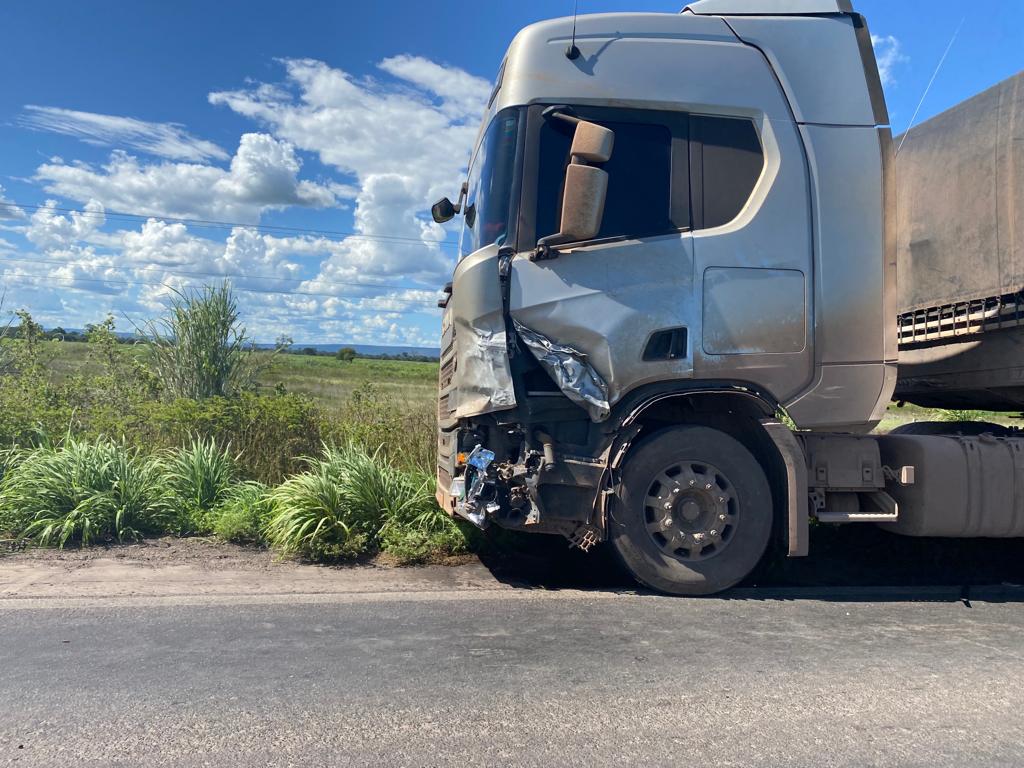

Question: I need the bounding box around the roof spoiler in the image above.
[682,0,853,15]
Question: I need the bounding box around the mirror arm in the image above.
[454,181,468,214]
[532,233,572,261]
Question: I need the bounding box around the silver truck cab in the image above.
[435,0,896,594]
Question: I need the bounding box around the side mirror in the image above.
[558,165,608,242]
[535,119,614,259]
[431,197,456,223]
[431,181,469,224]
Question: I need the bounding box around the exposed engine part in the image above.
[535,430,557,472]
[456,444,496,528]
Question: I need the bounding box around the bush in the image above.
[146,393,323,485]
[265,448,371,560]
[330,383,436,473]
[0,438,170,547]
[211,481,271,544]
[264,443,449,561]
[378,469,474,564]
[161,437,239,533]
[144,282,283,400]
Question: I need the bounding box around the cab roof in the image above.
[683,0,853,14]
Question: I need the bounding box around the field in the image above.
[45,341,438,413]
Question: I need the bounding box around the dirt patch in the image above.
[0,536,483,573]
[1,536,296,572]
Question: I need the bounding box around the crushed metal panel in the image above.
[448,243,517,418]
[452,324,516,417]
[513,319,611,422]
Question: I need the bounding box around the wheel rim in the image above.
[643,460,738,562]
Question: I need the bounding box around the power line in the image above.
[0,253,430,294]
[897,15,966,156]
[0,200,461,249]
[1,271,441,310]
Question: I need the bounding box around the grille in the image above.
[899,291,1024,347]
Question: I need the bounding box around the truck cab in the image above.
[434,0,897,594]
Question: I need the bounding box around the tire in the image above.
[609,425,773,596]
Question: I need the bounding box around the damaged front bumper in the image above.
[436,422,609,550]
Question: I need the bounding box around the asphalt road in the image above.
[3,584,1024,767]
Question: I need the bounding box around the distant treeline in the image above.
[3,324,438,362]
[289,346,438,363]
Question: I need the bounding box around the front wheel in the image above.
[609,425,773,596]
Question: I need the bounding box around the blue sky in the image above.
[1,0,1021,345]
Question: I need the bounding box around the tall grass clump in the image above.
[378,468,474,564]
[161,437,238,532]
[211,481,272,544]
[265,445,379,559]
[264,443,459,561]
[0,438,170,547]
[145,282,282,400]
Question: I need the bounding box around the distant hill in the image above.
[35,327,440,361]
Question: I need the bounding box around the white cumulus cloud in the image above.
[209,56,488,285]
[871,34,908,87]
[34,133,337,222]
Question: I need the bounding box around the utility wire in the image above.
[896,15,966,156]
[0,200,460,249]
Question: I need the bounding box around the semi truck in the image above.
[431,0,1024,595]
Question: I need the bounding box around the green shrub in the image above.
[147,393,322,484]
[940,409,986,422]
[330,383,436,473]
[265,451,369,560]
[0,438,170,547]
[378,469,474,564]
[263,442,470,563]
[161,437,239,533]
[144,282,284,399]
[211,481,271,544]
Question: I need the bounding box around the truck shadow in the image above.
[477,526,1024,602]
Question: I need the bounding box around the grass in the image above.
[161,437,239,533]
[874,402,1019,434]
[211,481,271,544]
[45,341,438,413]
[0,438,171,547]
[263,443,460,562]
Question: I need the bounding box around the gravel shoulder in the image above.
[0,537,511,607]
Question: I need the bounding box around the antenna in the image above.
[896,15,966,156]
[566,0,580,60]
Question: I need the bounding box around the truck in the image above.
[430,0,1024,595]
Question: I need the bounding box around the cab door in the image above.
[509,105,697,405]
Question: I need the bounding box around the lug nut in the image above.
[663,502,672,510]
[718,496,725,503]
[705,483,712,490]
[671,487,680,494]
[688,480,696,487]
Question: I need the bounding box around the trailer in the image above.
[432,0,1024,594]
[895,71,1024,410]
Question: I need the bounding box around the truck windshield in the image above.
[459,107,522,259]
